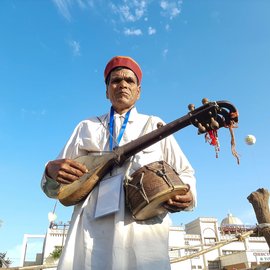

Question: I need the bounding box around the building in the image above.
[22,214,270,269]
[169,214,269,270]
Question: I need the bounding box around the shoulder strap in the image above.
[97,115,119,148]
[140,116,153,136]
[123,116,154,185]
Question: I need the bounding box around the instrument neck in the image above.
[114,113,191,165]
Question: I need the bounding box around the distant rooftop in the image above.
[221,213,243,226]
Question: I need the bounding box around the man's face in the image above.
[106,68,141,114]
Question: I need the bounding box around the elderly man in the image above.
[41,56,196,270]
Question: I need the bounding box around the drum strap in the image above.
[144,162,175,188]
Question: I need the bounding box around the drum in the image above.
[125,161,189,221]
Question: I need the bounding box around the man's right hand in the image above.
[45,159,88,185]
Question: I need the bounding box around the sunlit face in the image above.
[106,68,141,114]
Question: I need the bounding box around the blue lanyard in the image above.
[109,106,131,151]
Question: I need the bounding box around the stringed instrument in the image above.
[58,98,239,207]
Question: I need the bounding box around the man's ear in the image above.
[106,87,109,99]
[136,85,141,100]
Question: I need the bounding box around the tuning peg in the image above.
[157,122,163,128]
[202,98,209,105]
[188,104,195,111]
[210,117,219,129]
[197,123,206,134]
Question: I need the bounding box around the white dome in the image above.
[221,213,243,226]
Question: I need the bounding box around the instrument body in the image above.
[58,100,238,207]
[58,152,117,206]
[125,161,189,220]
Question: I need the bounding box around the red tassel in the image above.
[205,130,220,158]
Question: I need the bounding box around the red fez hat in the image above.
[104,56,142,84]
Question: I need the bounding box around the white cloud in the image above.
[52,0,72,21]
[52,0,95,21]
[160,0,168,9]
[124,28,143,36]
[160,0,183,20]
[69,40,81,56]
[148,26,156,35]
[111,0,147,22]
[52,0,185,38]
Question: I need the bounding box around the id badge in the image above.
[94,174,123,219]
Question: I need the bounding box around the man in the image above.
[41,56,196,270]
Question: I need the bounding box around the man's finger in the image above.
[68,160,88,174]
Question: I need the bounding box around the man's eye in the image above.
[126,78,135,84]
[111,77,136,84]
[111,78,122,84]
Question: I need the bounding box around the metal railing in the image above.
[0,264,57,270]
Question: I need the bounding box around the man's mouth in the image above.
[117,91,129,98]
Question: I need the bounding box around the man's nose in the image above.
[119,79,128,88]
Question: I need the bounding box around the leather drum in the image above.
[125,161,189,221]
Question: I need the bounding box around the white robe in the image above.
[41,107,196,270]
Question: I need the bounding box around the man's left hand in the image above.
[163,190,193,213]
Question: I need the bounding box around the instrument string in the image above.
[96,115,119,150]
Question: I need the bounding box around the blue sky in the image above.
[0,0,270,266]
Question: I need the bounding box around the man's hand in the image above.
[46,159,88,185]
[163,190,193,213]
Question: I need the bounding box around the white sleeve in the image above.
[41,122,88,198]
[162,135,197,211]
